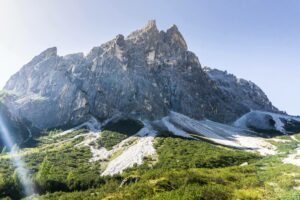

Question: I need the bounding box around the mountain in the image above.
[204,67,279,113]
[2,20,278,134]
[234,110,300,135]
[203,68,300,135]
[1,20,300,200]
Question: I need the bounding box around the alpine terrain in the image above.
[1,21,300,200]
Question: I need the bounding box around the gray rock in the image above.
[234,110,300,134]
[2,20,280,130]
[0,100,32,149]
[204,67,279,113]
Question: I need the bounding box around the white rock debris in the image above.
[57,117,101,137]
[87,132,140,163]
[89,147,111,162]
[54,112,286,177]
[269,138,291,143]
[291,135,300,142]
[282,135,300,166]
[56,133,90,146]
[55,117,104,163]
[283,147,300,166]
[61,118,157,175]
[235,135,276,156]
[101,127,156,176]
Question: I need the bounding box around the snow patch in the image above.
[168,111,276,155]
[234,111,300,134]
[161,117,193,139]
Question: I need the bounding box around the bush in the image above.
[95,131,128,150]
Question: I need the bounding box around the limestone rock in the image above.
[204,67,278,113]
[2,21,280,130]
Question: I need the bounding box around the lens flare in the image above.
[0,114,35,197]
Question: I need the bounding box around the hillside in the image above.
[1,115,300,199]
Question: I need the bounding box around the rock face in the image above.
[0,102,32,149]
[2,20,278,130]
[205,68,278,113]
[234,111,300,134]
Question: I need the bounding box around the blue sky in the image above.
[0,0,299,114]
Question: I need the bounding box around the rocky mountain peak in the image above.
[165,24,188,50]
[2,21,281,130]
[38,47,58,59]
[24,47,58,67]
[143,20,157,31]
[205,67,279,113]
[127,20,159,39]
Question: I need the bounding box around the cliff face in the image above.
[204,67,278,113]
[3,20,277,130]
[0,101,32,149]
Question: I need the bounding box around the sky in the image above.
[0,0,299,115]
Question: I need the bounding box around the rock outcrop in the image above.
[0,101,32,149]
[204,68,278,113]
[234,111,300,134]
[2,20,278,130]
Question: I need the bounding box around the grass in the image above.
[94,131,129,150]
[2,129,300,199]
[153,137,260,169]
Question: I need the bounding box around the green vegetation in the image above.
[153,137,260,169]
[94,131,128,150]
[1,128,300,199]
[35,145,104,192]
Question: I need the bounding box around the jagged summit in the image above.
[2,21,278,130]
[126,20,187,51]
[40,47,57,57]
[166,24,188,50]
[143,20,157,31]
[127,20,159,40]
[24,20,187,65]
[24,47,58,67]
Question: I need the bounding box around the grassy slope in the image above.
[1,129,300,199]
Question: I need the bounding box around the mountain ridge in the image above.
[2,20,278,132]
